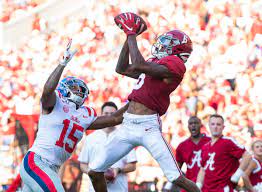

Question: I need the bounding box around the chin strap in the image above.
[176,53,191,63]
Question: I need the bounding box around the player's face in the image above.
[69,85,84,98]
[208,117,224,137]
[253,141,262,156]
[102,106,117,116]
[102,106,117,132]
[188,117,201,138]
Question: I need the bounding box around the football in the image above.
[135,14,147,35]
[114,12,147,35]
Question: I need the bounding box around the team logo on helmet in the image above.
[63,105,69,113]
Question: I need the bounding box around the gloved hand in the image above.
[114,12,147,36]
[59,38,78,66]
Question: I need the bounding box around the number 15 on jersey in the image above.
[55,119,84,153]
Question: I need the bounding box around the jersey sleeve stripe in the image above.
[223,136,245,149]
[56,90,62,98]
[84,106,92,116]
[90,107,97,117]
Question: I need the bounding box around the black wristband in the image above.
[117,168,122,174]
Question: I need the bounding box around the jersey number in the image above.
[133,73,145,90]
[55,119,84,153]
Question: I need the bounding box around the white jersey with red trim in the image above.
[30,91,97,166]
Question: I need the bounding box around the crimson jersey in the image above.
[201,136,245,192]
[128,56,185,116]
[176,134,211,183]
[250,157,262,190]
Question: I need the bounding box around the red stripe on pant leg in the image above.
[156,117,182,176]
[161,135,183,176]
[28,153,57,192]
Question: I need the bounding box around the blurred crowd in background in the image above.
[0,0,261,191]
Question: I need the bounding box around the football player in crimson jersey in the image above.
[196,114,252,192]
[242,139,262,192]
[88,13,200,192]
[164,116,211,192]
[19,39,128,192]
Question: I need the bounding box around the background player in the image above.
[164,116,210,191]
[196,114,252,192]
[88,12,200,192]
[19,39,128,191]
[242,139,262,192]
[78,101,137,192]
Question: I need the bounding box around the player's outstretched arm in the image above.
[88,103,129,130]
[41,64,65,112]
[115,39,140,79]
[41,39,77,113]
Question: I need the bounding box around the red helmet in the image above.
[152,29,193,63]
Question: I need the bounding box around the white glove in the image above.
[59,38,78,66]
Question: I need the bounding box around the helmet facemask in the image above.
[152,34,181,59]
[151,32,192,63]
[58,77,89,107]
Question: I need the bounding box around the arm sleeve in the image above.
[227,138,246,159]
[83,106,98,130]
[158,56,186,79]
[89,107,98,127]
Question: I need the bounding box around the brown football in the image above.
[135,14,147,35]
[114,12,147,35]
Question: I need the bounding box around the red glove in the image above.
[114,12,142,36]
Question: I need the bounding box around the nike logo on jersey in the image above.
[71,115,80,123]
[145,128,152,131]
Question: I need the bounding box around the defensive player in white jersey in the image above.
[78,101,137,192]
[19,39,128,192]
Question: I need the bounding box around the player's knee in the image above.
[88,170,104,182]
